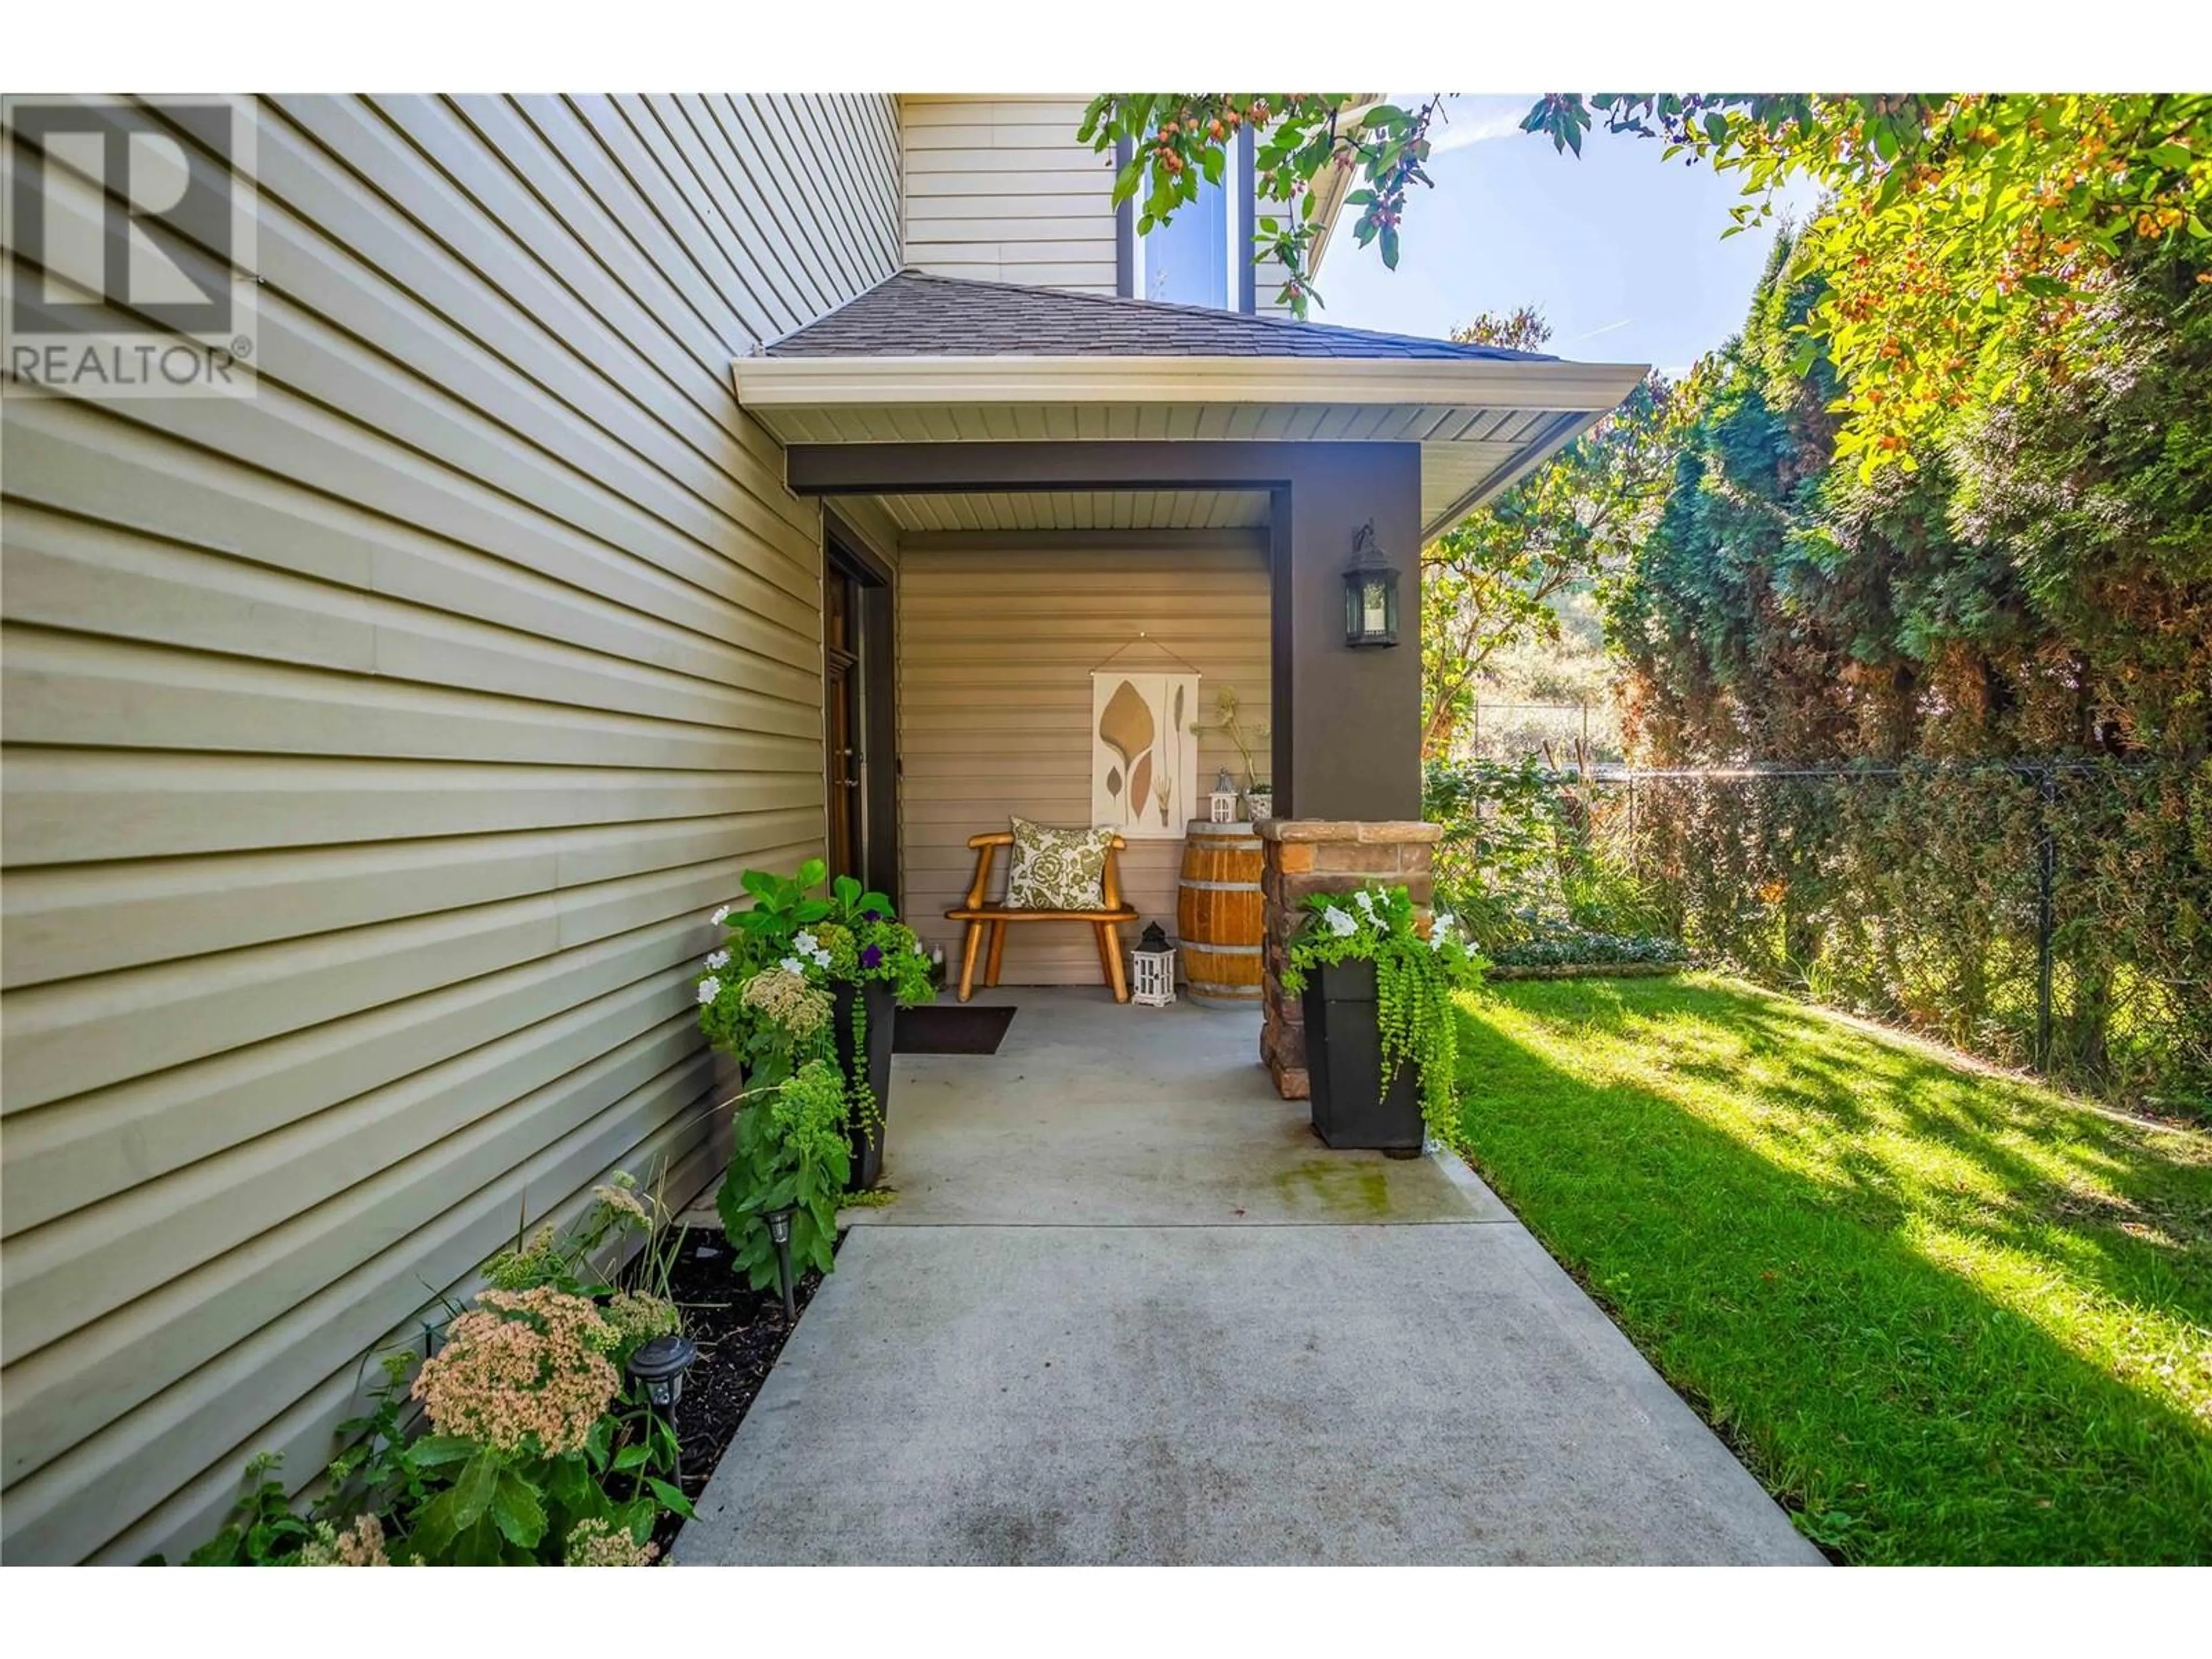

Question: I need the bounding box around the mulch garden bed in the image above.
[637,1224,834,1560]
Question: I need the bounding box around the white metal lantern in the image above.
[1207,767,1239,824]
[1130,921,1177,1007]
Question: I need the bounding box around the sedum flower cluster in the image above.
[563,1517,660,1566]
[411,1287,620,1457]
[739,965,832,1041]
[483,1224,563,1291]
[297,1513,389,1566]
[770,1058,850,1174]
[589,1180,651,1227]
[601,1290,681,1346]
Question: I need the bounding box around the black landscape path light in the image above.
[764,1205,797,1321]
[1342,520,1400,649]
[627,1331,699,1482]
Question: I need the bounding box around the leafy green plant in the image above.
[716,1058,849,1292]
[699,862,936,1218]
[336,1285,684,1566]
[181,1454,319,1566]
[1490,926,1688,970]
[1423,756,1667,951]
[183,1330,679,1568]
[482,1173,668,1298]
[1080,95,1435,313]
[1280,884,1488,1142]
[1419,321,1682,760]
[179,1180,694,1567]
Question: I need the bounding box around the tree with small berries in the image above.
[1079,95,1438,316]
[1082,92,2212,475]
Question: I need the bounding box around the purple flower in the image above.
[861,944,884,969]
[862,908,884,923]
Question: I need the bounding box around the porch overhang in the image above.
[731,353,1646,541]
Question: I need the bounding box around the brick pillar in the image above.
[1255,819,1442,1100]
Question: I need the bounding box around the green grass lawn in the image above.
[1453,973,2212,1565]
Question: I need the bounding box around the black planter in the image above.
[833,979,896,1189]
[1302,959,1424,1155]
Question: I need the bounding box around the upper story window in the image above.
[1125,137,1251,311]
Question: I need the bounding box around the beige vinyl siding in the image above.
[899,543,1271,983]
[901,96,1118,294]
[0,92,899,1564]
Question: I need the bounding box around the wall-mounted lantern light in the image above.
[1342,521,1400,649]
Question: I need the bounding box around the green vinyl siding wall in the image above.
[0,93,899,1563]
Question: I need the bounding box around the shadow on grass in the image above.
[1455,975,2212,1566]
[1531,976,2208,1321]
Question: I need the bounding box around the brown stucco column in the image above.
[1255,819,1442,1100]
[1268,444,1424,822]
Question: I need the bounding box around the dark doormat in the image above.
[895,1004,1016,1055]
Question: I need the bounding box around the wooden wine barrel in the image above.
[1177,820,1266,1006]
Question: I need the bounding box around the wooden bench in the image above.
[946,831,1139,1003]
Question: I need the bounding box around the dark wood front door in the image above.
[824,568,863,883]
[822,532,897,898]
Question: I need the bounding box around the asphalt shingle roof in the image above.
[762,270,1553,363]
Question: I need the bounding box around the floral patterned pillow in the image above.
[1005,817,1114,910]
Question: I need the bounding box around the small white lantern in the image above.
[1207,767,1239,824]
[1130,921,1177,1007]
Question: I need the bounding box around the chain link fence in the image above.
[1464,700,1624,766]
[1566,761,2210,1115]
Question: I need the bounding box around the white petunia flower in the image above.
[793,931,819,955]
[1324,907,1358,938]
[1434,910,1456,933]
[696,976,721,1005]
[1429,931,1449,952]
[811,947,832,969]
[1352,889,1376,913]
[711,906,731,926]
[780,956,807,976]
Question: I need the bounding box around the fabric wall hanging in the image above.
[1089,644,1200,839]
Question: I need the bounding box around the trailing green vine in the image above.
[1281,884,1488,1143]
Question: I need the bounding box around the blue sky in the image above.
[1316,96,1824,376]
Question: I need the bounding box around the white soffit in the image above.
[876,488,1271,535]
[733,354,1647,540]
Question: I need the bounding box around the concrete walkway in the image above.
[675,990,1821,1565]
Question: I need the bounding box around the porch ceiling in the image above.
[874,487,1270,535]
[734,354,1646,541]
